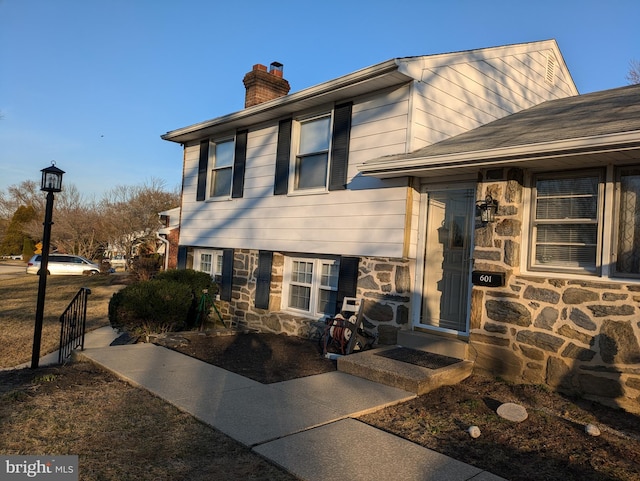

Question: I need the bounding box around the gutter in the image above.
[156,233,170,271]
[162,59,407,143]
[359,130,640,177]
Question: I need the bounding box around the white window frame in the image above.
[524,165,640,281]
[207,137,235,200]
[612,166,640,279]
[528,169,604,275]
[193,248,224,278]
[282,256,340,318]
[290,112,333,194]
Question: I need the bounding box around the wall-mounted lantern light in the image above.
[476,194,498,223]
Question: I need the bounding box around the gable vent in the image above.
[545,54,556,85]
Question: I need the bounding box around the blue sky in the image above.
[1,0,638,198]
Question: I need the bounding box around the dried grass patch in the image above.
[0,363,296,480]
[0,274,126,368]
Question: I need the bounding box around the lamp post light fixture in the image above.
[31,163,64,369]
[476,194,498,224]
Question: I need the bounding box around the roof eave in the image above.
[162,59,410,144]
[359,130,640,178]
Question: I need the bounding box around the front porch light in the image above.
[476,194,498,223]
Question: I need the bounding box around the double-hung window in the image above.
[194,249,224,277]
[294,114,332,191]
[284,257,340,317]
[530,170,602,274]
[208,139,234,198]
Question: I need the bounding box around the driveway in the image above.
[0,261,26,279]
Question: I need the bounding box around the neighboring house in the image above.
[162,39,640,413]
[158,207,180,270]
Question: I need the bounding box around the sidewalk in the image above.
[74,329,506,481]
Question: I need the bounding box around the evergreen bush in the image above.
[109,278,193,337]
[154,269,218,328]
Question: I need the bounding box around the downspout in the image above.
[156,233,169,271]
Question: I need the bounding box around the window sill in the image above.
[205,196,231,202]
[519,270,640,284]
[286,189,329,197]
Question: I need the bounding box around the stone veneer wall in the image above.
[214,249,412,340]
[470,168,640,414]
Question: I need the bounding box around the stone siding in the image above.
[470,168,640,414]
[214,250,411,340]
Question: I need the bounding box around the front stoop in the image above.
[337,346,473,395]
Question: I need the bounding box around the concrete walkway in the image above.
[71,328,506,481]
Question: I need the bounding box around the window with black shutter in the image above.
[274,118,292,195]
[329,102,352,191]
[254,251,273,309]
[232,130,248,198]
[220,248,234,301]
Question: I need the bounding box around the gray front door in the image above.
[420,188,474,334]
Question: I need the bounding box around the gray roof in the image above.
[361,83,640,176]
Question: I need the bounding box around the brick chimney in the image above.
[243,62,291,108]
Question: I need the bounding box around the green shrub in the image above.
[109,279,193,337]
[155,269,217,296]
[155,269,218,328]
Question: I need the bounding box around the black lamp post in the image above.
[31,163,64,369]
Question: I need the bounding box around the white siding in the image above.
[406,42,577,150]
[178,41,578,261]
[179,87,413,258]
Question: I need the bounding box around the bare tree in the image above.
[100,178,179,264]
[627,59,640,84]
[0,181,43,256]
[1,178,179,261]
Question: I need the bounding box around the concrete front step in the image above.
[397,330,469,359]
[337,346,473,395]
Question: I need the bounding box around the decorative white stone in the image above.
[468,425,481,438]
[496,402,528,422]
[585,424,601,436]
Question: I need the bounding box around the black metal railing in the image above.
[58,287,91,364]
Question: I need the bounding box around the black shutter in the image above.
[220,248,234,301]
[177,246,187,269]
[196,140,209,201]
[335,256,360,315]
[232,130,248,198]
[329,102,352,191]
[254,251,273,309]
[274,118,292,195]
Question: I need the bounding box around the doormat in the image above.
[375,347,461,369]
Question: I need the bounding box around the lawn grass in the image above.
[0,273,126,368]
[0,272,296,480]
[0,363,296,481]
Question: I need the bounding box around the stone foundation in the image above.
[470,167,640,414]
[470,277,640,414]
[214,250,412,339]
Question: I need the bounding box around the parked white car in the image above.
[26,254,101,276]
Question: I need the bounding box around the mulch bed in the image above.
[154,331,337,384]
